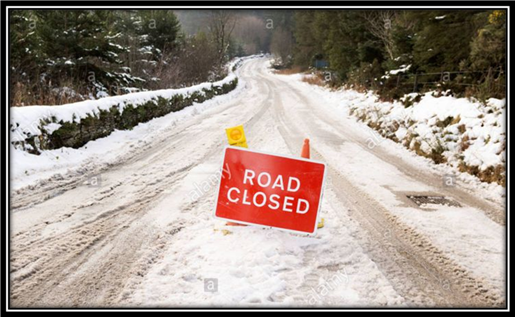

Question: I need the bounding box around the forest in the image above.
[9,9,506,106]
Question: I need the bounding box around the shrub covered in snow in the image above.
[345,91,505,186]
[11,75,238,154]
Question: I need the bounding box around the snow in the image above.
[10,80,239,191]
[264,69,505,302]
[42,122,62,134]
[10,55,265,191]
[123,204,404,307]
[9,58,505,307]
[139,46,153,54]
[314,140,504,296]
[96,90,109,99]
[108,42,125,50]
[106,32,122,39]
[316,85,505,178]
[284,72,505,203]
[10,74,236,143]
[389,64,411,75]
[393,205,505,293]
[116,103,406,307]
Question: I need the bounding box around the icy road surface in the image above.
[10,58,505,308]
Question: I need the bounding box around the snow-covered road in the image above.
[10,57,505,308]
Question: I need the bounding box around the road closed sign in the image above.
[214,147,326,235]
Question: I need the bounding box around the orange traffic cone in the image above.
[301,138,310,159]
[301,138,324,229]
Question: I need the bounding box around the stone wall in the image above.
[12,78,238,154]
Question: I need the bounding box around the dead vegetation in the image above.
[273,66,305,75]
[300,73,327,87]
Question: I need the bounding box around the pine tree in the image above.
[409,10,486,73]
[137,10,181,59]
[34,10,132,94]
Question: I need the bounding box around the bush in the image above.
[12,78,238,154]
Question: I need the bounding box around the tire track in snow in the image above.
[9,58,275,307]
[9,58,504,308]
[265,70,504,307]
[272,75,504,226]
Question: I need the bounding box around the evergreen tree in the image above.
[469,10,506,72]
[137,10,181,59]
[34,10,132,94]
[293,11,319,67]
[409,10,486,72]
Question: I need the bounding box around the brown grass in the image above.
[458,162,505,187]
[273,66,305,75]
[460,135,470,151]
[301,73,326,87]
[450,115,461,125]
[11,80,87,107]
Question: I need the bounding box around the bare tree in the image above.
[179,33,219,84]
[233,14,268,55]
[208,10,237,65]
[270,27,293,66]
[395,11,417,32]
[362,11,398,60]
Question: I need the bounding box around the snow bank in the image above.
[351,91,505,185]
[11,74,237,144]
[294,75,506,186]
[10,56,270,153]
[10,75,246,191]
[10,55,263,190]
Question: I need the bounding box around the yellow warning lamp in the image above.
[225,125,248,148]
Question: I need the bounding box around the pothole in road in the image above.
[406,195,461,208]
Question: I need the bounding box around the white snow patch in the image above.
[389,64,411,75]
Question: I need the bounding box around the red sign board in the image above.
[214,147,326,235]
